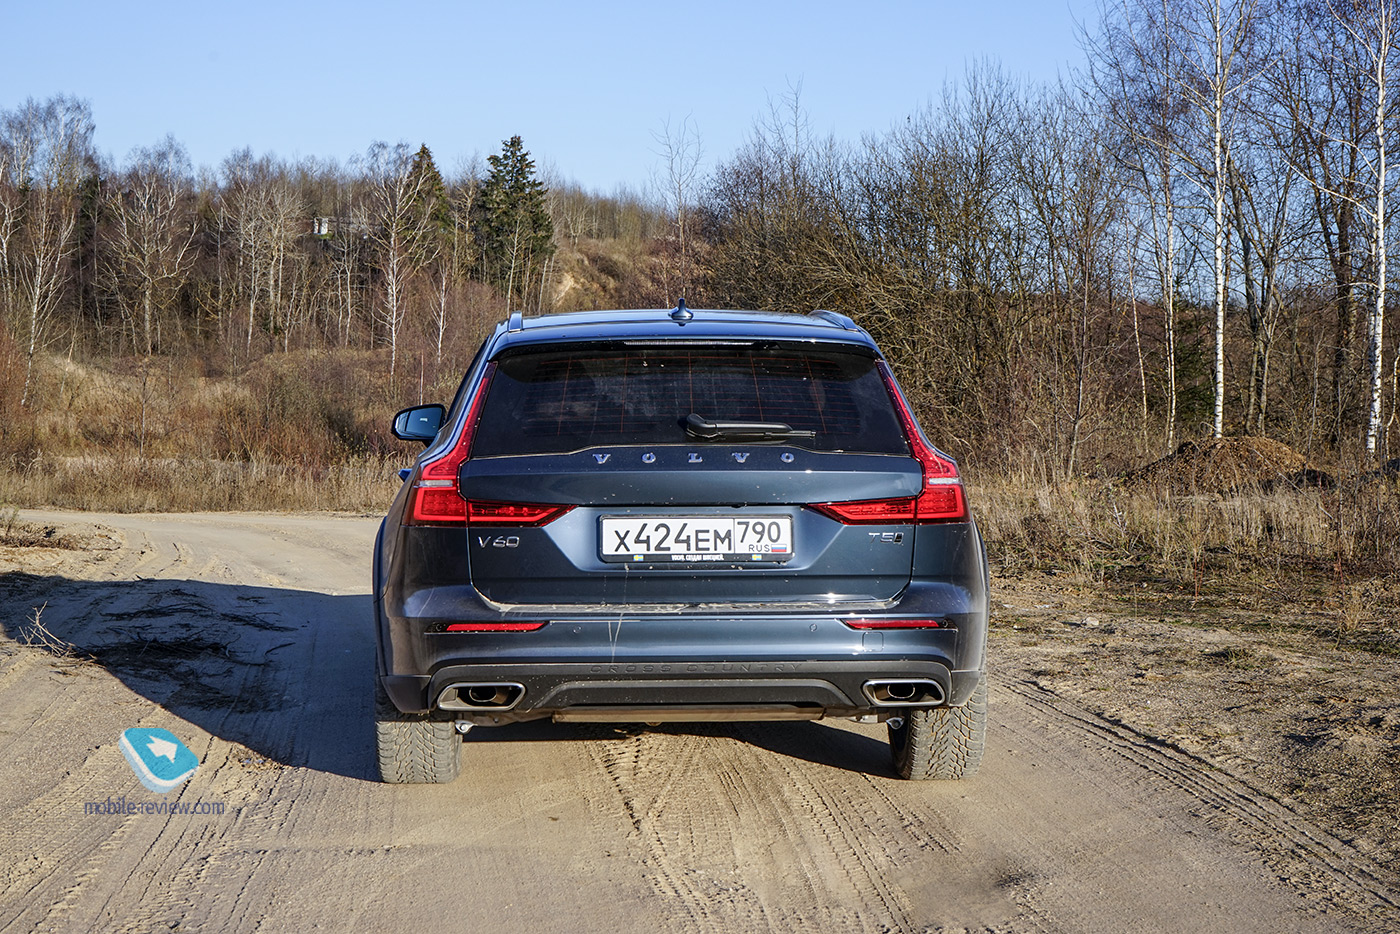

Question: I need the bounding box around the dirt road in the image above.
[0,511,1395,933]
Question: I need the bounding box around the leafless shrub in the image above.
[17,603,89,664]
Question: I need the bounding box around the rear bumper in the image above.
[382,660,983,721]
[375,526,990,721]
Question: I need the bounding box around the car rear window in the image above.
[470,343,909,456]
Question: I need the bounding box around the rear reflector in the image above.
[843,618,944,629]
[445,622,548,632]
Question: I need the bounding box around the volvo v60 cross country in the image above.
[372,305,989,783]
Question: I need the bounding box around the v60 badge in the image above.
[476,535,520,548]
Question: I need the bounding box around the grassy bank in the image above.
[0,452,400,514]
[7,346,1400,599]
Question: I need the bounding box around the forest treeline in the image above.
[3,0,1400,482]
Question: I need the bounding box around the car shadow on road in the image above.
[462,717,897,778]
[1,572,377,782]
[4,571,900,783]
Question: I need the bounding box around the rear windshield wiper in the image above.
[684,413,817,442]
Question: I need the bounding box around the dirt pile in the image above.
[1122,437,1332,494]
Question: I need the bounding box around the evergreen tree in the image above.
[407,144,451,239]
[477,135,554,308]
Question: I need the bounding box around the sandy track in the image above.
[0,511,1394,933]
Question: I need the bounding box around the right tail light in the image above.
[812,362,967,525]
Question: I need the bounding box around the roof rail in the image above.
[507,310,525,332]
[810,309,860,331]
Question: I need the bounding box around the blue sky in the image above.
[5,0,1092,193]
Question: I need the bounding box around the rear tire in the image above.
[375,677,460,784]
[889,674,986,780]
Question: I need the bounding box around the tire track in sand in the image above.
[994,673,1400,928]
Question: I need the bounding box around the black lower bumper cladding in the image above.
[382,659,981,721]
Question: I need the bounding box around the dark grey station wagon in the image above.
[373,305,989,783]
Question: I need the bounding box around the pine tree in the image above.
[477,135,554,308]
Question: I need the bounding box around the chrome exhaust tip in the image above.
[437,682,525,711]
[862,679,946,706]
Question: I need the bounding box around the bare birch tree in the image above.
[1331,0,1400,457]
[363,142,439,378]
[1271,0,1400,454]
[217,152,305,356]
[1179,0,1263,437]
[0,95,95,405]
[652,114,704,303]
[101,136,196,356]
[1088,0,1190,449]
[0,134,19,330]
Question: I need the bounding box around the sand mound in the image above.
[1122,437,1332,494]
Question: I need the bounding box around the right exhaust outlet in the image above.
[862,679,946,706]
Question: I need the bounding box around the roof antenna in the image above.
[670,298,693,322]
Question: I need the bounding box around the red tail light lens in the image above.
[464,501,574,526]
[878,360,968,524]
[406,365,492,526]
[809,497,917,524]
[408,484,472,525]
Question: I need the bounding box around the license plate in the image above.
[600,515,793,563]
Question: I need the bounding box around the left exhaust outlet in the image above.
[437,682,525,711]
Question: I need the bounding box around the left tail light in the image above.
[402,363,574,529]
[405,362,495,526]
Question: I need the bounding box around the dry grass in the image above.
[1121,437,1319,493]
[971,472,1400,586]
[0,347,419,514]
[0,452,400,513]
[0,506,85,548]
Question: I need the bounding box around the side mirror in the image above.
[392,404,446,445]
